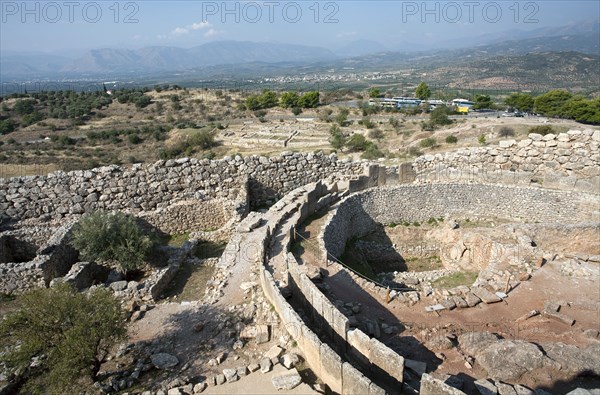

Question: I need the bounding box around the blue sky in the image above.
[1,1,599,53]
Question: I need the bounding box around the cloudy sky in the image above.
[1,0,598,53]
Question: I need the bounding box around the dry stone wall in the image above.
[322,183,599,261]
[414,130,600,193]
[0,152,366,223]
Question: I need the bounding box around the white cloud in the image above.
[191,21,211,30]
[204,28,223,38]
[163,21,214,38]
[171,27,190,36]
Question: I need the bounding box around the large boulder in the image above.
[459,333,547,381]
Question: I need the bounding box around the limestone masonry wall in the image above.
[0,152,365,222]
[322,184,599,261]
[414,130,600,193]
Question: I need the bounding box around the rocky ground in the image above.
[295,212,600,394]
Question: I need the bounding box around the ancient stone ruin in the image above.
[1,129,599,394]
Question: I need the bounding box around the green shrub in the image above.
[128,133,142,144]
[368,128,384,140]
[70,211,155,273]
[528,125,555,136]
[419,137,437,148]
[0,283,126,394]
[478,134,487,145]
[445,135,458,144]
[346,134,368,151]
[498,127,515,137]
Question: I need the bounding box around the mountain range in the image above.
[1,19,598,81]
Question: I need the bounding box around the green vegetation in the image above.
[478,134,487,145]
[419,137,437,148]
[329,124,346,150]
[279,92,300,108]
[498,127,515,137]
[0,283,126,394]
[166,233,190,247]
[534,90,600,124]
[445,135,458,144]
[368,128,384,140]
[159,129,217,159]
[472,94,494,110]
[432,271,478,288]
[368,88,381,98]
[404,256,443,272]
[415,82,431,100]
[70,211,155,274]
[504,92,534,113]
[422,105,453,130]
[246,90,278,111]
[335,108,350,125]
[528,125,555,136]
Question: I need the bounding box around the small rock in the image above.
[130,311,144,322]
[474,378,498,395]
[194,323,205,332]
[248,363,260,372]
[223,368,238,383]
[216,352,226,364]
[281,353,300,369]
[264,345,284,360]
[271,368,302,390]
[260,357,273,373]
[150,353,179,369]
[109,280,128,291]
[465,292,481,307]
[518,273,531,281]
[193,382,207,393]
[215,374,226,385]
[535,257,545,268]
[237,366,248,377]
[233,340,244,350]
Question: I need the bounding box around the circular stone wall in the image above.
[322,183,599,260]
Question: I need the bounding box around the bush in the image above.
[498,127,515,137]
[361,117,376,129]
[329,125,346,150]
[408,146,423,157]
[70,211,155,273]
[528,125,555,136]
[346,134,368,151]
[478,134,487,145]
[368,128,384,140]
[361,143,384,160]
[128,133,142,144]
[0,119,17,135]
[419,137,437,148]
[291,107,302,116]
[0,283,126,394]
[445,135,458,144]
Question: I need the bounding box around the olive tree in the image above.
[0,283,126,394]
[70,211,155,273]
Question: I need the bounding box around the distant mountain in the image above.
[334,39,388,57]
[0,53,73,77]
[1,20,598,84]
[422,19,599,51]
[0,41,338,77]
